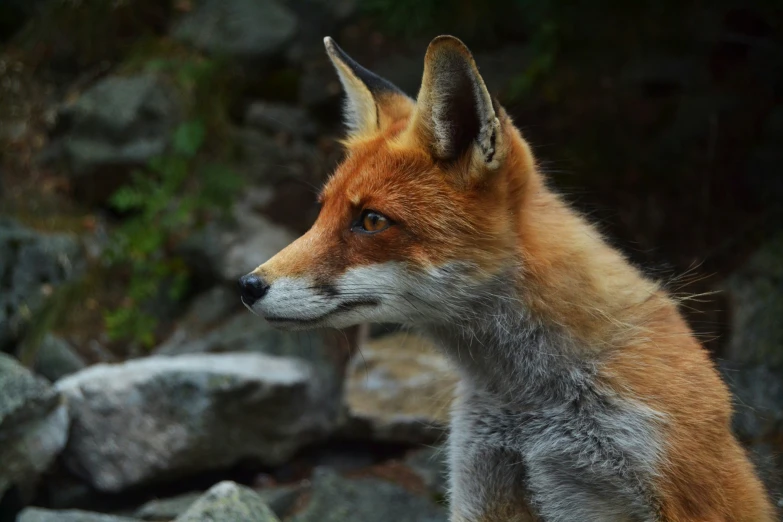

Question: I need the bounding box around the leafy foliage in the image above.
[103,54,241,347]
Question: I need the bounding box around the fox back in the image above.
[239,36,775,522]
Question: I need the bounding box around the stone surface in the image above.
[17,508,140,522]
[289,469,447,522]
[405,447,449,498]
[135,485,300,521]
[134,492,202,521]
[235,128,325,187]
[723,233,783,367]
[0,219,84,351]
[174,481,280,522]
[57,353,339,492]
[62,74,178,176]
[174,0,297,61]
[180,189,297,283]
[342,333,457,444]
[34,334,87,382]
[0,353,70,501]
[245,102,317,139]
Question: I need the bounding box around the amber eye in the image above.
[357,210,391,234]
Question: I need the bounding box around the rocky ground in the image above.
[1,0,782,520]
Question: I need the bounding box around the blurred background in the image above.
[1,0,781,520]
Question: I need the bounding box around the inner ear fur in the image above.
[407,35,503,169]
[324,37,414,138]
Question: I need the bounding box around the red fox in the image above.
[239,36,775,521]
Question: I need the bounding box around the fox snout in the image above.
[237,273,270,307]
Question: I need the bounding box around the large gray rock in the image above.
[34,334,87,382]
[723,233,783,367]
[245,102,317,139]
[0,353,70,501]
[405,446,449,498]
[289,469,447,522]
[174,0,297,61]
[341,333,456,445]
[57,353,339,492]
[135,485,301,520]
[0,219,83,351]
[62,74,179,176]
[235,128,325,187]
[17,508,140,522]
[175,481,280,522]
[181,188,297,283]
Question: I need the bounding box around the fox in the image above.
[238,35,775,521]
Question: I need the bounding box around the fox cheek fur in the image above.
[239,36,776,521]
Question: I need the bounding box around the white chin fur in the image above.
[250,263,424,328]
[249,261,480,329]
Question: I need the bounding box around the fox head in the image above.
[239,35,536,330]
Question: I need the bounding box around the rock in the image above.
[135,485,300,521]
[245,102,317,139]
[0,219,84,351]
[62,74,178,177]
[180,188,298,283]
[57,353,339,492]
[17,508,140,522]
[721,363,783,442]
[235,128,325,187]
[0,353,70,502]
[134,492,202,521]
[299,57,342,108]
[34,335,87,382]
[720,362,783,510]
[289,469,447,522]
[174,481,280,522]
[341,333,457,445]
[405,447,449,498]
[174,0,297,61]
[723,233,783,367]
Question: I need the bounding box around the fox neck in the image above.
[423,276,593,407]
[423,144,665,407]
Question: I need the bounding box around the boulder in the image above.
[17,508,140,522]
[723,233,783,367]
[235,128,325,187]
[135,485,300,521]
[289,468,447,522]
[61,74,179,177]
[174,481,280,522]
[57,353,339,492]
[180,189,297,284]
[0,353,70,502]
[174,0,297,61]
[245,102,317,139]
[0,219,84,351]
[405,447,449,498]
[34,334,87,382]
[341,333,457,445]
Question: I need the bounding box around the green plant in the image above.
[103,54,241,348]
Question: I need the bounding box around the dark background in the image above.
[1,1,782,520]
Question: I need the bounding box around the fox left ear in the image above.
[324,37,413,138]
[409,36,502,168]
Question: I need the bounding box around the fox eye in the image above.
[356,210,391,234]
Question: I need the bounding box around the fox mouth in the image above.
[259,298,380,326]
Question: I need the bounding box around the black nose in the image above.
[238,274,270,306]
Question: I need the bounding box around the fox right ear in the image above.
[324,37,413,138]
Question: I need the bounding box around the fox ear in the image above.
[410,36,501,166]
[324,37,413,137]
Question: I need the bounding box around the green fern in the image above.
[104,55,240,348]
